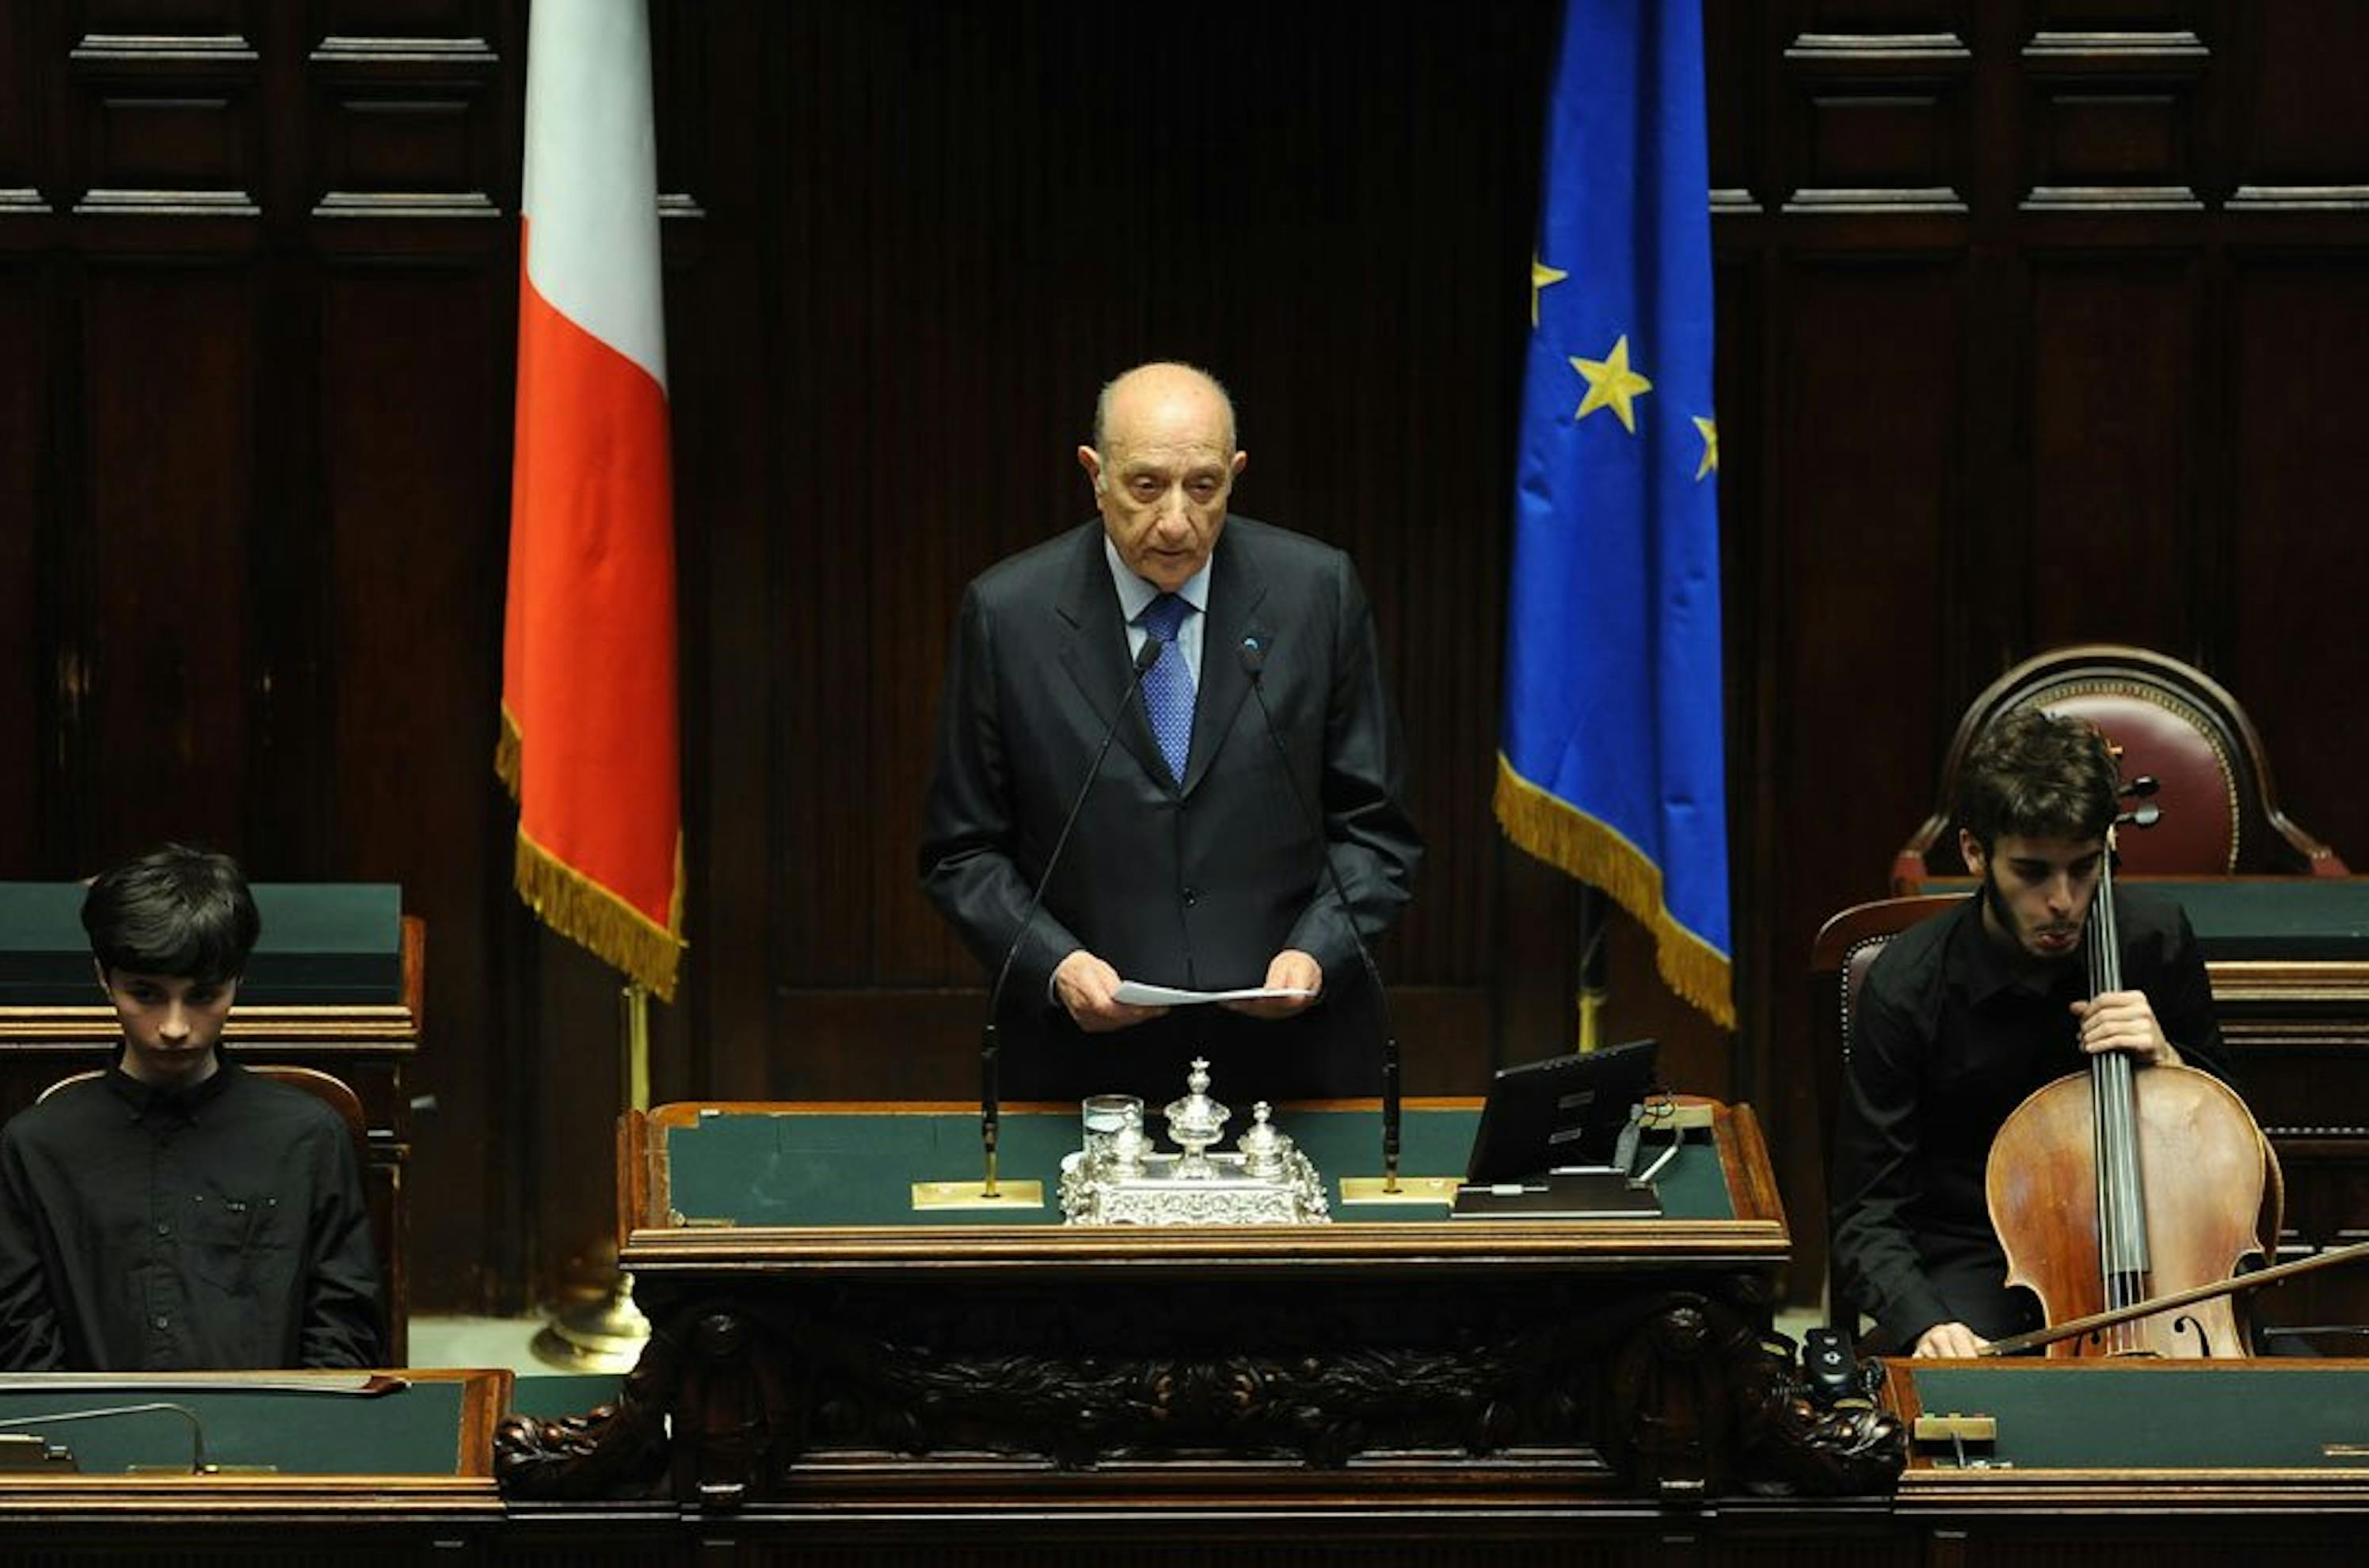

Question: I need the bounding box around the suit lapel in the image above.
[1186,525,1271,797]
[1053,524,1166,782]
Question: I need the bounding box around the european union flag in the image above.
[1496,0,1731,1027]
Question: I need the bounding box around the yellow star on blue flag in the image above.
[1570,335,1652,432]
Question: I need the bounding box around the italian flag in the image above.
[497,0,684,999]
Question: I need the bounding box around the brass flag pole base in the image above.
[532,980,657,1374]
[531,1271,651,1373]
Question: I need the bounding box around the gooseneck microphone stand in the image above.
[1236,637,1403,1194]
[973,637,1165,1199]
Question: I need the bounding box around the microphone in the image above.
[1237,635,1404,1193]
[0,1402,205,1473]
[975,635,1165,1199]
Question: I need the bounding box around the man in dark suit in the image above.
[920,362,1422,1105]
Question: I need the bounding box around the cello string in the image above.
[2089,839,2148,1341]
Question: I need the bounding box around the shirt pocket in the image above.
[186,1189,298,1297]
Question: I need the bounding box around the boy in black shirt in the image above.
[0,846,383,1370]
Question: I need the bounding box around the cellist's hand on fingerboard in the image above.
[2070,990,2179,1067]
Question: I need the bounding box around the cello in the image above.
[1982,779,2279,1357]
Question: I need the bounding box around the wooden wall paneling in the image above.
[667,0,775,1113]
[1761,257,1966,1301]
[2230,1,2369,194]
[1711,237,1764,1107]
[2028,0,2207,32]
[2226,259,2369,879]
[1792,0,1968,34]
[2019,31,2208,211]
[318,2,482,40]
[316,257,512,1307]
[78,262,259,866]
[0,3,45,214]
[303,33,503,222]
[766,3,899,1089]
[65,28,262,217]
[2024,257,2201,649]
[1777,30,1973,215]
[858,3,1026,1013]
[0,267,48,873]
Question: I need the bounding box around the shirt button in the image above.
[154,1222,170,1237]
[150,1315,169,1330]
[1183,887,1199,907]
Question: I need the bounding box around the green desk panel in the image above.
[662,1107,1730,1227]
[0,881,404,1003]
[0,1380,467,1474]
[510,1373,626,1421]
[1911,878,2369,961]
[1906,1363,2369,1469]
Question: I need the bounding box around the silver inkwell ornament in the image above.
[1058,1058,1331,1225]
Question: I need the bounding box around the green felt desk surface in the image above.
[0,1379,468,1475]
[510,1373,626,1421]
[1900,1361,2369,1470]
[0,881,404,1003]
[659,1106,1731,1227]
[1909,877,2369,961]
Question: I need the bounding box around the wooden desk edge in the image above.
[616,1098,1787,1268]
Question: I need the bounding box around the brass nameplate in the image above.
[912,1180,1045,1211]
[1339,1175,1461,1205]
[1912,1413,1998,1443]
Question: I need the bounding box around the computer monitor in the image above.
[1462,1037,1659,1186]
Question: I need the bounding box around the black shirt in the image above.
[1829,888,2229,1350]
[0,1056,384,1371]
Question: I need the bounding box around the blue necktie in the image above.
[1138,592,1194,785]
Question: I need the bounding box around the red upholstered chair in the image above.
[1891,645,2347,894]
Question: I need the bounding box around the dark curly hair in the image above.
[1956,707,2120,854]
[81,844,260,984]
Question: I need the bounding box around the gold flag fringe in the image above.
[513,825,685,1003]
[1493,754,1735,1030]
[494,706,523,801]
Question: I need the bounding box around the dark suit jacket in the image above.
[920,516,1422,1105]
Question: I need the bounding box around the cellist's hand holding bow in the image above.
[1912,1321,1990,1358]
[2070,989,2182,1068]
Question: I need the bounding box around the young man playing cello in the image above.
[1830,709,2231,1357]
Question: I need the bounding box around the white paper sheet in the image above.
[1110,981,1320,1007]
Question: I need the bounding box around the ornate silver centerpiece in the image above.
[1058,1059,1331,1226]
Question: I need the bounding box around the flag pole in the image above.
[531,982,654,1371]
[1576,885,1608,1052]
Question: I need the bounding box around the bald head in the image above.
[1092,362,1239,454]
[1078,362,1248,594]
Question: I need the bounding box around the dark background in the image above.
[2,0,2363,1315]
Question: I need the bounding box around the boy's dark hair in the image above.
[81,844,261,984]
[1956,707,2121,854]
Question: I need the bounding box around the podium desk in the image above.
[496,1098,1899,1536]
[0,1368,508,1551]
[1872,1359,2369,1563]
